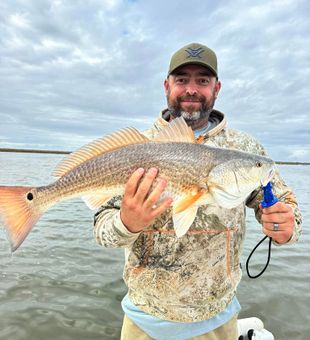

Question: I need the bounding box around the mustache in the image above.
[178,94,206,102]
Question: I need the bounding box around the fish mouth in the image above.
[260,167,275,187]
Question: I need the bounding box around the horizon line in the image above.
[0,147,309,166]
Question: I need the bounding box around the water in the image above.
[0,153,309,340]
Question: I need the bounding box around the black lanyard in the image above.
[245,183,278,279]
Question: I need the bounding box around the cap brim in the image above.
[169,61,217,77]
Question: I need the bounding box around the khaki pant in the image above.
[120,314,238,340]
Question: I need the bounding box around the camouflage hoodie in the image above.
[93,109,302,323]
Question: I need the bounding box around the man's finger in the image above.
[151,196,173,218]
[124,168,145,198]
[144,178,168,209]
[262,225,293,244]
[262,201,291,214]
[135,168,158,202]
[261,213,286,225]
[264,222,283,232]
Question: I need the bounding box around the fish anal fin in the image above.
[82,192,112,210]
[53,127,149,178]
[154,117,196,144]
[173,206,198,237]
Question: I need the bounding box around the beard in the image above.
[166,90,216,126]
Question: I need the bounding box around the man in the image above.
[94,43,302,339]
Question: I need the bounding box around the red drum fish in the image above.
[0,118,274,251]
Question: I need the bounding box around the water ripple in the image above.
[0,155,309,339]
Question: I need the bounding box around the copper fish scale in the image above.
[36,142,215,204]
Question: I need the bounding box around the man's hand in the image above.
[261,202,295,244]
[120,167,173,233]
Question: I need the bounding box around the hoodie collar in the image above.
[154,109,227,139]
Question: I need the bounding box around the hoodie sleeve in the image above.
[246,168,303,246]
[93,196,141,248]
[223,128,303,246]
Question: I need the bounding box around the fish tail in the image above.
[0,186,42,251]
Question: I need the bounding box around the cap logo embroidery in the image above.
[185,47,204,59]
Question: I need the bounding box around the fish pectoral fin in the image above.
[53,127,149,177]
[81,193,112,210]
[153,117,196,144]
[173,189,206,214]
[173,206,198,237]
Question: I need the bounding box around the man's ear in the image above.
[164,78,170,95]
[215,80,221,98]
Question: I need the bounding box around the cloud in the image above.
[0,0,309,161]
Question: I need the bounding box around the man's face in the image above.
[164,64,221,126]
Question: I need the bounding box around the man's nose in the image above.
[185,82,198,96]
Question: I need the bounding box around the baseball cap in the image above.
[168,43,218,78]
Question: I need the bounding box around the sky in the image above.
[0,0,309,162]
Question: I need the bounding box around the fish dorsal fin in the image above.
[53,127,149,177]
[154,117,196,143]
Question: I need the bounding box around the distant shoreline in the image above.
[0,147,309,165]
[0,148,70,155]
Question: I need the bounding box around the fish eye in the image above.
[27,192,34,201]
[256,161,262,168]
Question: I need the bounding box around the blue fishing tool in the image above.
[261,182,278,208]
[246,182,278,279]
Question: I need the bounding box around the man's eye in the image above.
[199,78,210,85]
[175,78,186,84]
